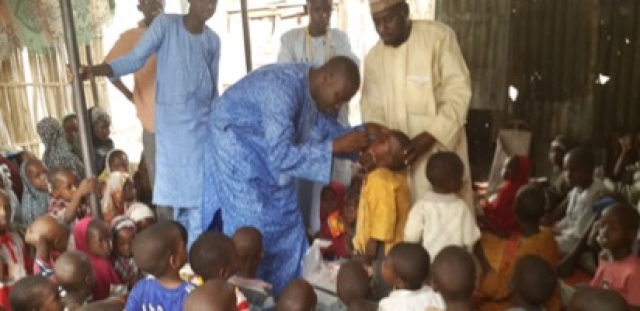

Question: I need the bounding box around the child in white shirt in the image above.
[404,152,480,260]
[379,243,444,311]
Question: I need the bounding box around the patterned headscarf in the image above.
[90,107,111,127]
[0,165,20,223]
[126,202,155,223]
[36,117,85,179]
[110,215,136,233]
[101,171,133,225]
[19,161,49,226]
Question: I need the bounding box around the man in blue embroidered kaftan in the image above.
[79,0,220,248]
[202,57,368,295]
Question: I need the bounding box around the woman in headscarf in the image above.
[19,159,50,226]
[480,155,532,235]
[89,107,115,175]
[101,171,136,225]
[36,117,85,179]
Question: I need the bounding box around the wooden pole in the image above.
[240,0,253,72]
[85,45,101,108]
[59,0,101,218]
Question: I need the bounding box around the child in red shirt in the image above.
[590,203,640,309]
[0,190,31,311]
[480,155,531,236]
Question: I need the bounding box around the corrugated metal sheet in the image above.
[437,0,640,176]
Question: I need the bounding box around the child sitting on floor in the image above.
[431,246,476,311]
[480,155,531,236]
[74,218,123,301]
[277,279,318,311]
[568,288,628,311]
[47,167,95,225]
[126,202,156,232]
[474,184,561,311]
[590,203,640,309]
[508,255,558,311]
[230,227,275,310]
[553,147,604,268]
[8,275,64,311]
[379,243,444,311]
[190,232,249,310]
[603,133,640,206]
[331,260,374,311]
[0,190,31,310]
[25,215,70,278]
[404,151,480,260]
[110,216,139,289]
[89,107,115,176]
[546,136,572,211]
[126,222,193,310]
[353,130,412,263]
[20,159,50,227]
[99,149,130,182]
[54,251,95,310]
[318,182,351,259]
[101,171,136,225]
[184,280,238,311]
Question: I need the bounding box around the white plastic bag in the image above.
[302,239,332,279]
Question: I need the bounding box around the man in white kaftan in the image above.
[361,0,473,206]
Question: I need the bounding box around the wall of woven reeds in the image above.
[0,37,109,156]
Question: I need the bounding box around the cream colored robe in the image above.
[361,20,473,207]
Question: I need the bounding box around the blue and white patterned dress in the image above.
[203,63,352,295]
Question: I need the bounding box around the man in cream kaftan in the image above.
[361,0,473,206]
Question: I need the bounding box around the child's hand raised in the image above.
[78,177,98,196]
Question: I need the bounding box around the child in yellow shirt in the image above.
[353,129,411,263]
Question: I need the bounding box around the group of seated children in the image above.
[2,112,640,311]
[6,215,281,311]
[313,125,640,311]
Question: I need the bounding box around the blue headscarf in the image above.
[19,161,49,226]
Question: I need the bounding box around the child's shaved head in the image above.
[384,242,430,290]
[277,279,317,311]
[232,227,263,278]
[27,215,70,252]
[511,255,557,308]
[54,251,94,294]
[569,288,628,311]
[337,260,371,305]
[190,232,237,281]
[426,151,464,194]
[431,246,476,302]
[515,184,546,223]
[184,280,237,311]
[9,275,64,311]
[604,203,640,233]
[133,222,182,277]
